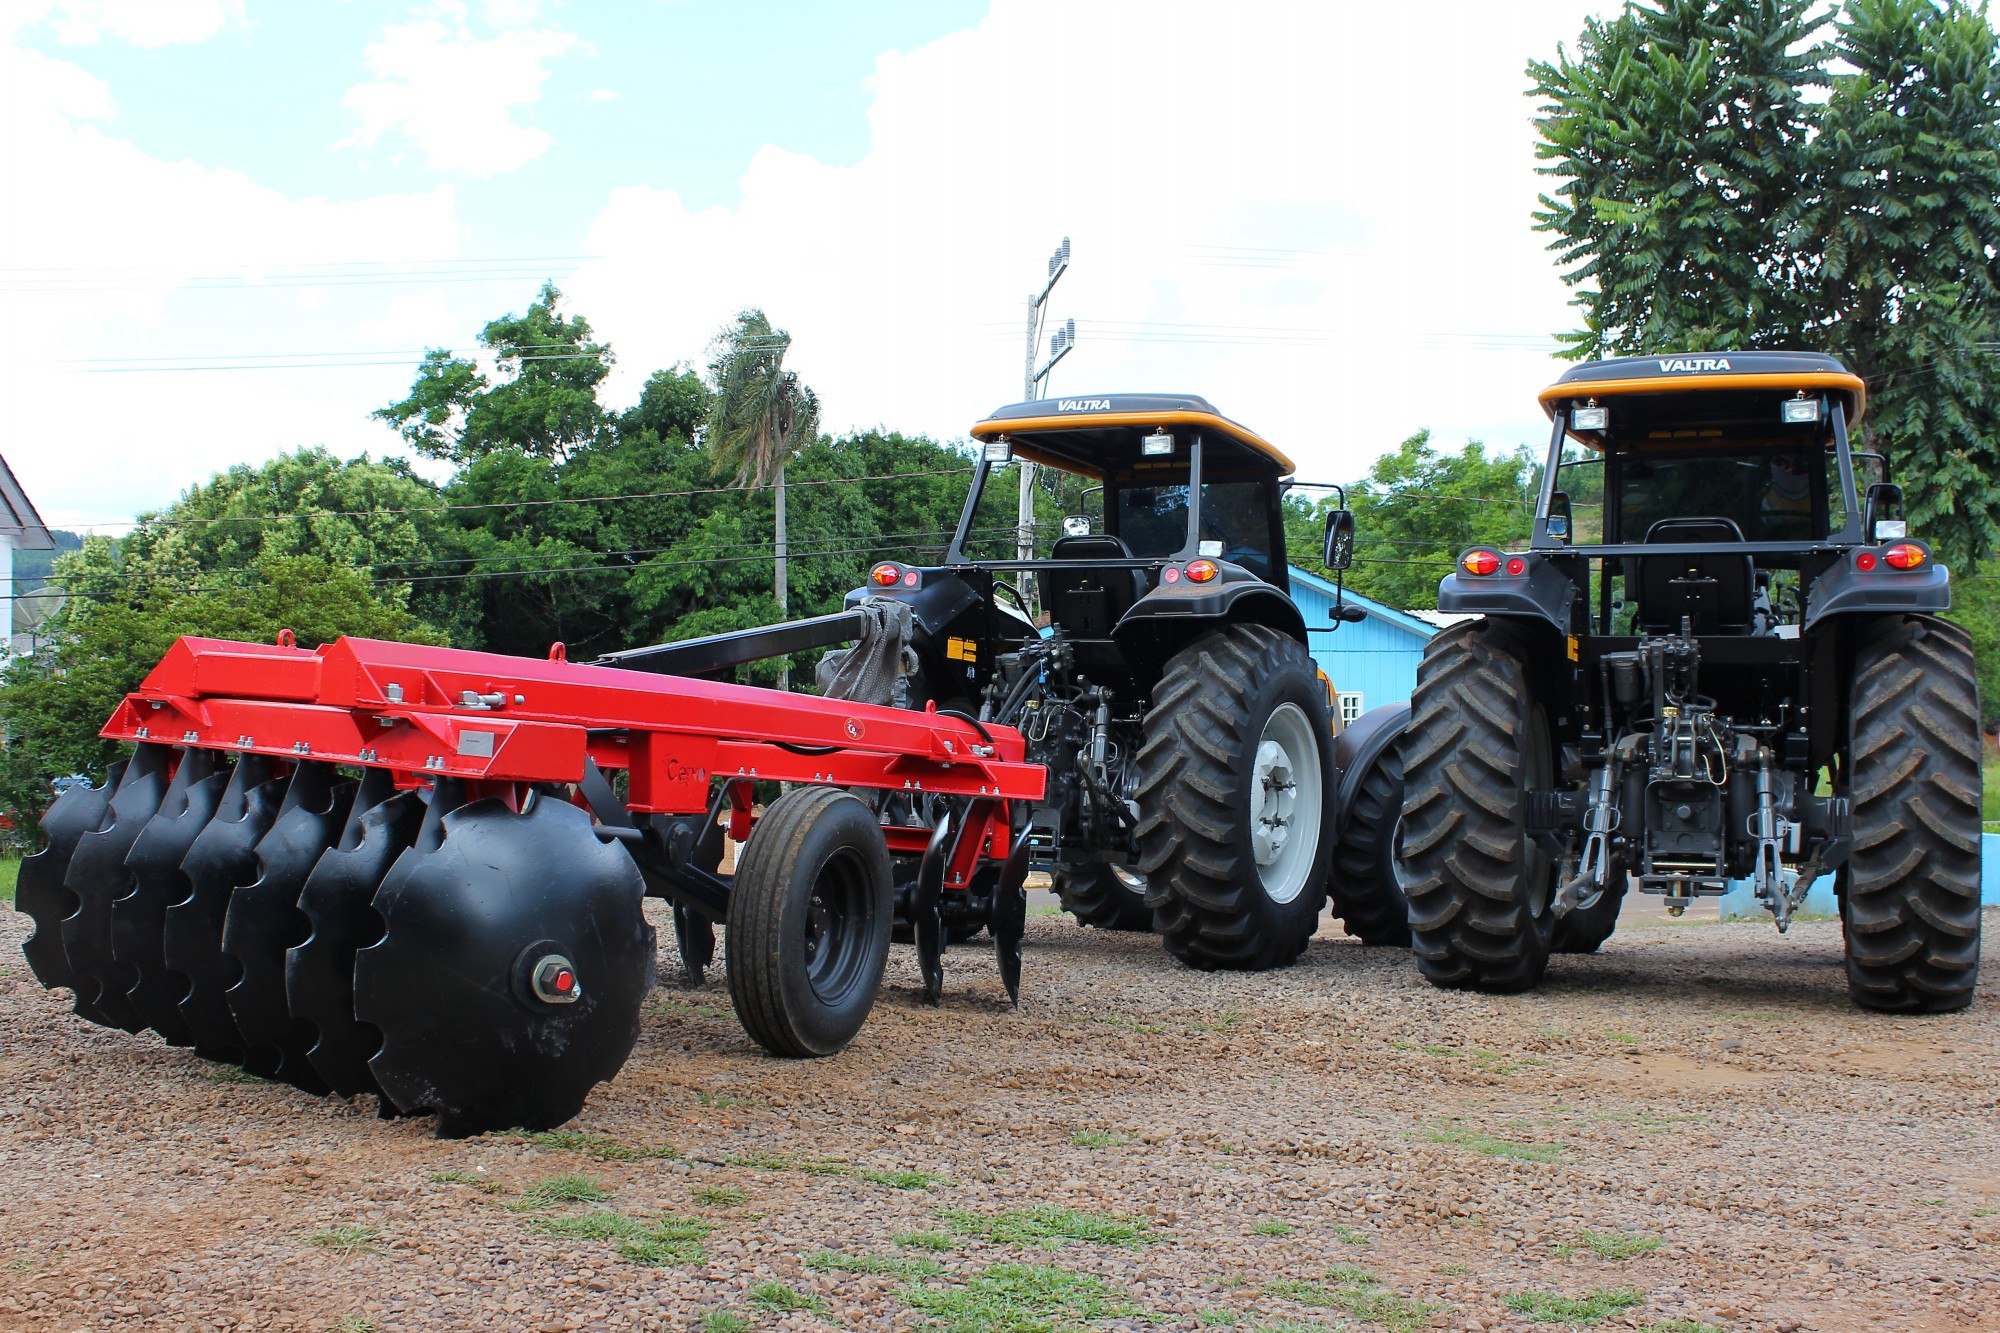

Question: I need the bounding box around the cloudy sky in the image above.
[0,0,1618,532]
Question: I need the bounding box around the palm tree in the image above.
[702,309,821,689]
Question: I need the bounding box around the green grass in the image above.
[1328,1224,1370,1246]
[330,1318,378,1333]
[748,1281,825,1315]
[1268,1267,1441,1333]
[1414,1123,1564,1164]
[505,1129,677,1162]
[0,857,17,906]
[691,1184,748,1208]
[510,1173,608,1209]
[1981,749,1999,829]
[428,1169,504,1195]
[526,1210,712,1265]
[1191,1008,1245,1032]
[195,1060,265,1084]
[894,1230,957,1252]
[1574,1230,1661,1260]
[1251,1219,1296,1236]
[860,1167,949,1190]
[302,1225,378,1256]
[900,1262,1136,1331]
[1197,1312,1239,1327]
[1435,1262,1471,1276]
[700,1315,750,1333]
[1071,1129,1131,1149]
[1505,1288,1647,1325]
[695,1089,762,1110]
[806,1249,944,1280]
[941,1204,1154,1249]
[722,1150,852,1176]
[1646,1322,1725,1333]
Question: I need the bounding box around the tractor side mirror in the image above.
[1322,509,1355,572]
[1865,482,1905,541]
[1546,491,1573,543]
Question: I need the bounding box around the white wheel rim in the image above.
[1110,866,1145,893]
[1250,701,1322,904]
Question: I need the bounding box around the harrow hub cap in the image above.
[1249,702,1322,905]
[529,954,582,1004]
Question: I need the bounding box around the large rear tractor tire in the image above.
[1328,724,1411,947]
[1400,621,1556,992]
[1051,864,1155,932]
[1137,625,1335,971]
[1841,615,1983,1014]
[728,787,894,1057]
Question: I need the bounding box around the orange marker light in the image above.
[1185,559,1219,583]
[1461,549,1501,576]
[870,563,900,587]
[1883,543,1926,570]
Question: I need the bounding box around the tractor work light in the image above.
[1184,559,1219,583]
[1883,542,1927,570]
[1571,404,1609,432]
[982,438,1014,464]
[1781,395,1822,424]
[870,563,901,587]
[1142,429,1174,456]
[1461,549,1502,576]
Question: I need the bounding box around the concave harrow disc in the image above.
[355,792,652,1136]
[16,776,116,1000]
[60,746,172,1030]
[222,762,350,1093]
[288,769,424,1099]
[164,755,288,1063]
[114,748,229,1044]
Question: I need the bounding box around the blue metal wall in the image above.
[1286,567,1435,715]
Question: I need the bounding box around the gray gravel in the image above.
[1,898,1994,1332]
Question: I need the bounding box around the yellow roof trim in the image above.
[969,409,1294,474]
[1539,371,1867,428]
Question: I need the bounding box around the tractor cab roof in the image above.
[1539,351,1867,451]
[970,393,1294,476]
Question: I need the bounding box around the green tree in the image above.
[702,310,821,688]
[374,281,613,465]
[1531,0,2000,566]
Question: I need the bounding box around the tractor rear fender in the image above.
[1801,558,1950,631]
[1112,582,1308,674]
[1435,562,1576,635]
[842,571,985,641]
[1331,702,1407,846]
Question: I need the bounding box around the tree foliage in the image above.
[1531,0,2000,567]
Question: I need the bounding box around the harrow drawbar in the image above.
[15,633,1045,1135]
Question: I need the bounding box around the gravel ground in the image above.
[1,897,1994,1333]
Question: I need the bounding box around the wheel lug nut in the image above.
[531,954,582,1004]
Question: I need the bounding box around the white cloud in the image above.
[338,1,583,178]
[586,88,617,102]
[570,0,1618,484]
[0,0,244,47]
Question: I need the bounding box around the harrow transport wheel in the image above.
[16,776,115,1001]
[289,771,425,1098]
[1841,615,1983,1013]
[1552,866,1626,954]
[222,763,350,1090]
[115,748,229,1044]
[356,791,653,1136]
[166,756,288,1061]
[60,745,172,1030]
[1400,621,1555,993]
[1136,625,1336,971]
[1328,728,1411,947]
[727,787,893,1058]
[1051,864,1155,932]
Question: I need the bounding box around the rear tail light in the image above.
[870,563,900,587]
[1461,549,1501,576]
[1504,556,1528,576]
[1854,551,1877,572]
[1882,542,1926,570]
[1185,559,1219,583]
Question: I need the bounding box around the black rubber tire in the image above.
[1841,615,1983,1014]
[1137,625,1336,971]
[1552,870,1626,954]
[727,787,893,1057]
[1329,738,1411,946]
[1400,620,1556,992]
[1051,864,1155,932]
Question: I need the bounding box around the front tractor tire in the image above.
[1138,625,1336,971]
[1400,621,1556,993]
[1051,864,1155,932]
[1841,615,1983,1014]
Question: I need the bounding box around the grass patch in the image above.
[1436,1262,1470,1276]
[1269,1267,1440,1333]
[1646,1322,1725,1333]
[901,1262,1136,1331]
[942,1204,1154,1249]
[330,1319,377,1333]
[722,1150,851,1176]
[510,1173,608,1209]
[894,1229,957,1252]
[1576,1229,1661,1260]
[695,1089,761,1110]
[1071,1129,1131,1149]
[302,1224,378,1256]
[1191,1008,1245,1032]
[428,1169,504,1195]
[860,1167,948,1190]
[1087,1013,1164,1035]
[1604,1031,1639,1046]
[748,1281,825,1315]
[0,858,17,906]
[506,1129,676,1162]
[692,1184,748,1208]
[1981,749,1999,828]
[806,1249,943,1279]
[1197,1312,1238,1327]
[1329,1224,1369,1246]
[1505,1287,1646,1325]
[1414,1123,1564,1164]
[195,1061,265,1084]
[1251,1219,1296,1236]
[527,1210,711,1265]
[700,1315,749,1333]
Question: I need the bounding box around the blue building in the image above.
[1286,566,1438,726]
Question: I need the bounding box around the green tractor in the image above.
[1399,352,1982,1011]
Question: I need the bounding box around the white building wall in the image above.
[0,534,14,650]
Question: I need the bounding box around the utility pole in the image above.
[1019,238,1075,579]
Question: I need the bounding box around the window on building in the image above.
[1337,691,1365,726]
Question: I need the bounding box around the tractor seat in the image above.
[1632,517,1755,634]
[1039,535,1145,639]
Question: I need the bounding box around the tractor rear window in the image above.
[1617,448,1823,543]
[1112,480,1275,580]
